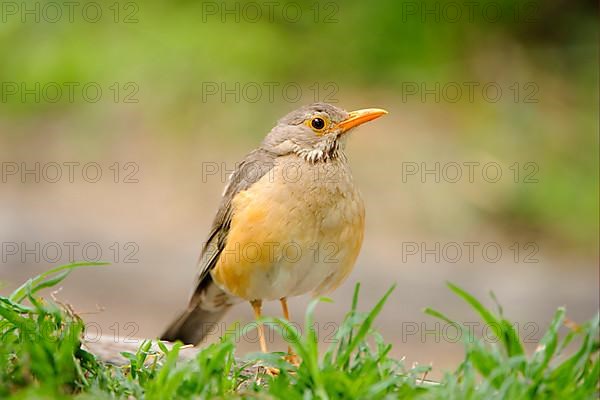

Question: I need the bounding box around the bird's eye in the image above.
[311,117,326,130]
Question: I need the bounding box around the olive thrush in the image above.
[161,103,387,356]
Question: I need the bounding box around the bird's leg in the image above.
[250,299,268,353]
[280,297,300,366]
[250,300,279,377]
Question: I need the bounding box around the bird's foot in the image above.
[284,352,301,367]
[259,366,280,377]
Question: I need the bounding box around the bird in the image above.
[161,103,387,360]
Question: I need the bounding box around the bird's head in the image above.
[261,103,387,163]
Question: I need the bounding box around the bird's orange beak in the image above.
[338,108,388,133]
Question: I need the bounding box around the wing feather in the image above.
[191,148,276,302]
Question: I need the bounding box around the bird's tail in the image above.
[160,305,229,345]
[161,277,235,345]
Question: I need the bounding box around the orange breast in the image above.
[211,156,365,301]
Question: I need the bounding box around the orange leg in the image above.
[280,297,291,321]
[280,297,300,365]
[251,299,280,376]
[250,300,268,353]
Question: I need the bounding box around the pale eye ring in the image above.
[311,117,325,130]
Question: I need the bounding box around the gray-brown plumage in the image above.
[161,148,276,344]
[161,103,387,348]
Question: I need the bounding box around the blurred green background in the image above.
[0,0,598,377]
[1,0,597,246]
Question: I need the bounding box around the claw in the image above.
[284,352,301,367]
[260,366,280,377]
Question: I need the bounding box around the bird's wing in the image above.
[191,148,277,300]
[164,148,276,344]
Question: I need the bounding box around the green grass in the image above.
[1,263,598,399]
